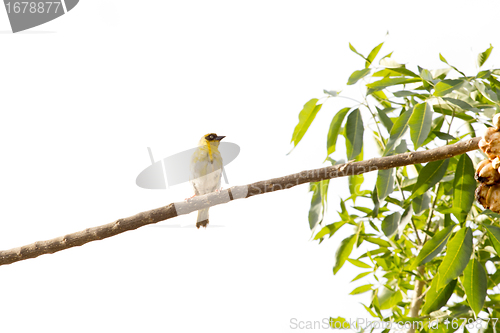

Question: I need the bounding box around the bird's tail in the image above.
[196,208,209,229]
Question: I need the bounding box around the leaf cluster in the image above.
[291,42,500,331]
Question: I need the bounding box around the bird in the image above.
[189,133,225,228]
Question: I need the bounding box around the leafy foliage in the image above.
[290,42,500,330]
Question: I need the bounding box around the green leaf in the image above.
[434,79,465,97]
[349,173,364,203]
[376,168,394,202]
[393,90,415,97]
[327,107,350,156]
[350,284,373,295]
[365,237,391,248]
[290,98,322,148]
[365,42,384,68]
[432,104,475,121]
[478,44,493,68]
[381,212,401,237]
[475,81,499,103]
[383,109,412,156]
[308,180,329,230]
[409,102,433,148]
[381,51,393,60]
[333,235,357,275]
[314,221,349,240]
[373,67,419,78]
[453,154,475,223]
[437,227,473,290]
[409,159,450,200]
[329,317,351,329]
[421,277,457,315]
[376,107,394,133]
[462,259,487,316]
[324,89,340,97]
[412,192,431,215]
[439,53,466,76]
[347,258,372,269]
[481,209,500,219]
[388,67,419,77]
[371,185,380,218]
[485,225,500,256]
[379,57,403,68]
[433,131,455,141]
[397,205,413,237]
[431,68,451,80]
[347,68,371,85]
[443,97,479,113]
[371,90,392,108]
[351,271,371,282]
[361,303,379,319]
[320,180,329,208]
[411,225,455,269]
[422,116,445,146]
[378,287,402,310]
[395,139,407,154]
[349,43,367,61]
[353,206,371,214]
[308,182,322,230]
[348,149,364,204]
[488,269,500,289]
[345,109,364,160]
[419,68,433,82]
[338,198,349,221]
[367,77,421,90]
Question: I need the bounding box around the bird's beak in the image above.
[216,136,226,141]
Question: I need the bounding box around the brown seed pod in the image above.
[475,183,500,213]
[490,185,500,213]
[492,157,500,170]
[475,159,500,185]
[475,183,490,208]
[479,127,500,159]
[493,113,500,130]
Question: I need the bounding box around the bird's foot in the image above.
[196,220,209,229]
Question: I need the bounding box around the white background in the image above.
[0,1,499,332]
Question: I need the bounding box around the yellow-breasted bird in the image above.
[189,133,225,228]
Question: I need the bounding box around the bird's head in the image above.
[199,133,225,148]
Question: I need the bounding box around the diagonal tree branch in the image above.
[0,137,481,266]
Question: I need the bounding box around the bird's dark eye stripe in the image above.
[206,134,216,140]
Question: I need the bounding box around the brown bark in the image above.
[0,137,480,266]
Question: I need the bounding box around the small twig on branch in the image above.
[0,137,481,267]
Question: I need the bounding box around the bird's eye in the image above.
[210,135,214,140]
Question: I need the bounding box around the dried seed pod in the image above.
[475,183,490,208]
[475,159,500,185]
[475,183,500,213]
[494,113,500,130]
[490,184,500,213]
[493,157,500,170]
[479,127,500,159]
